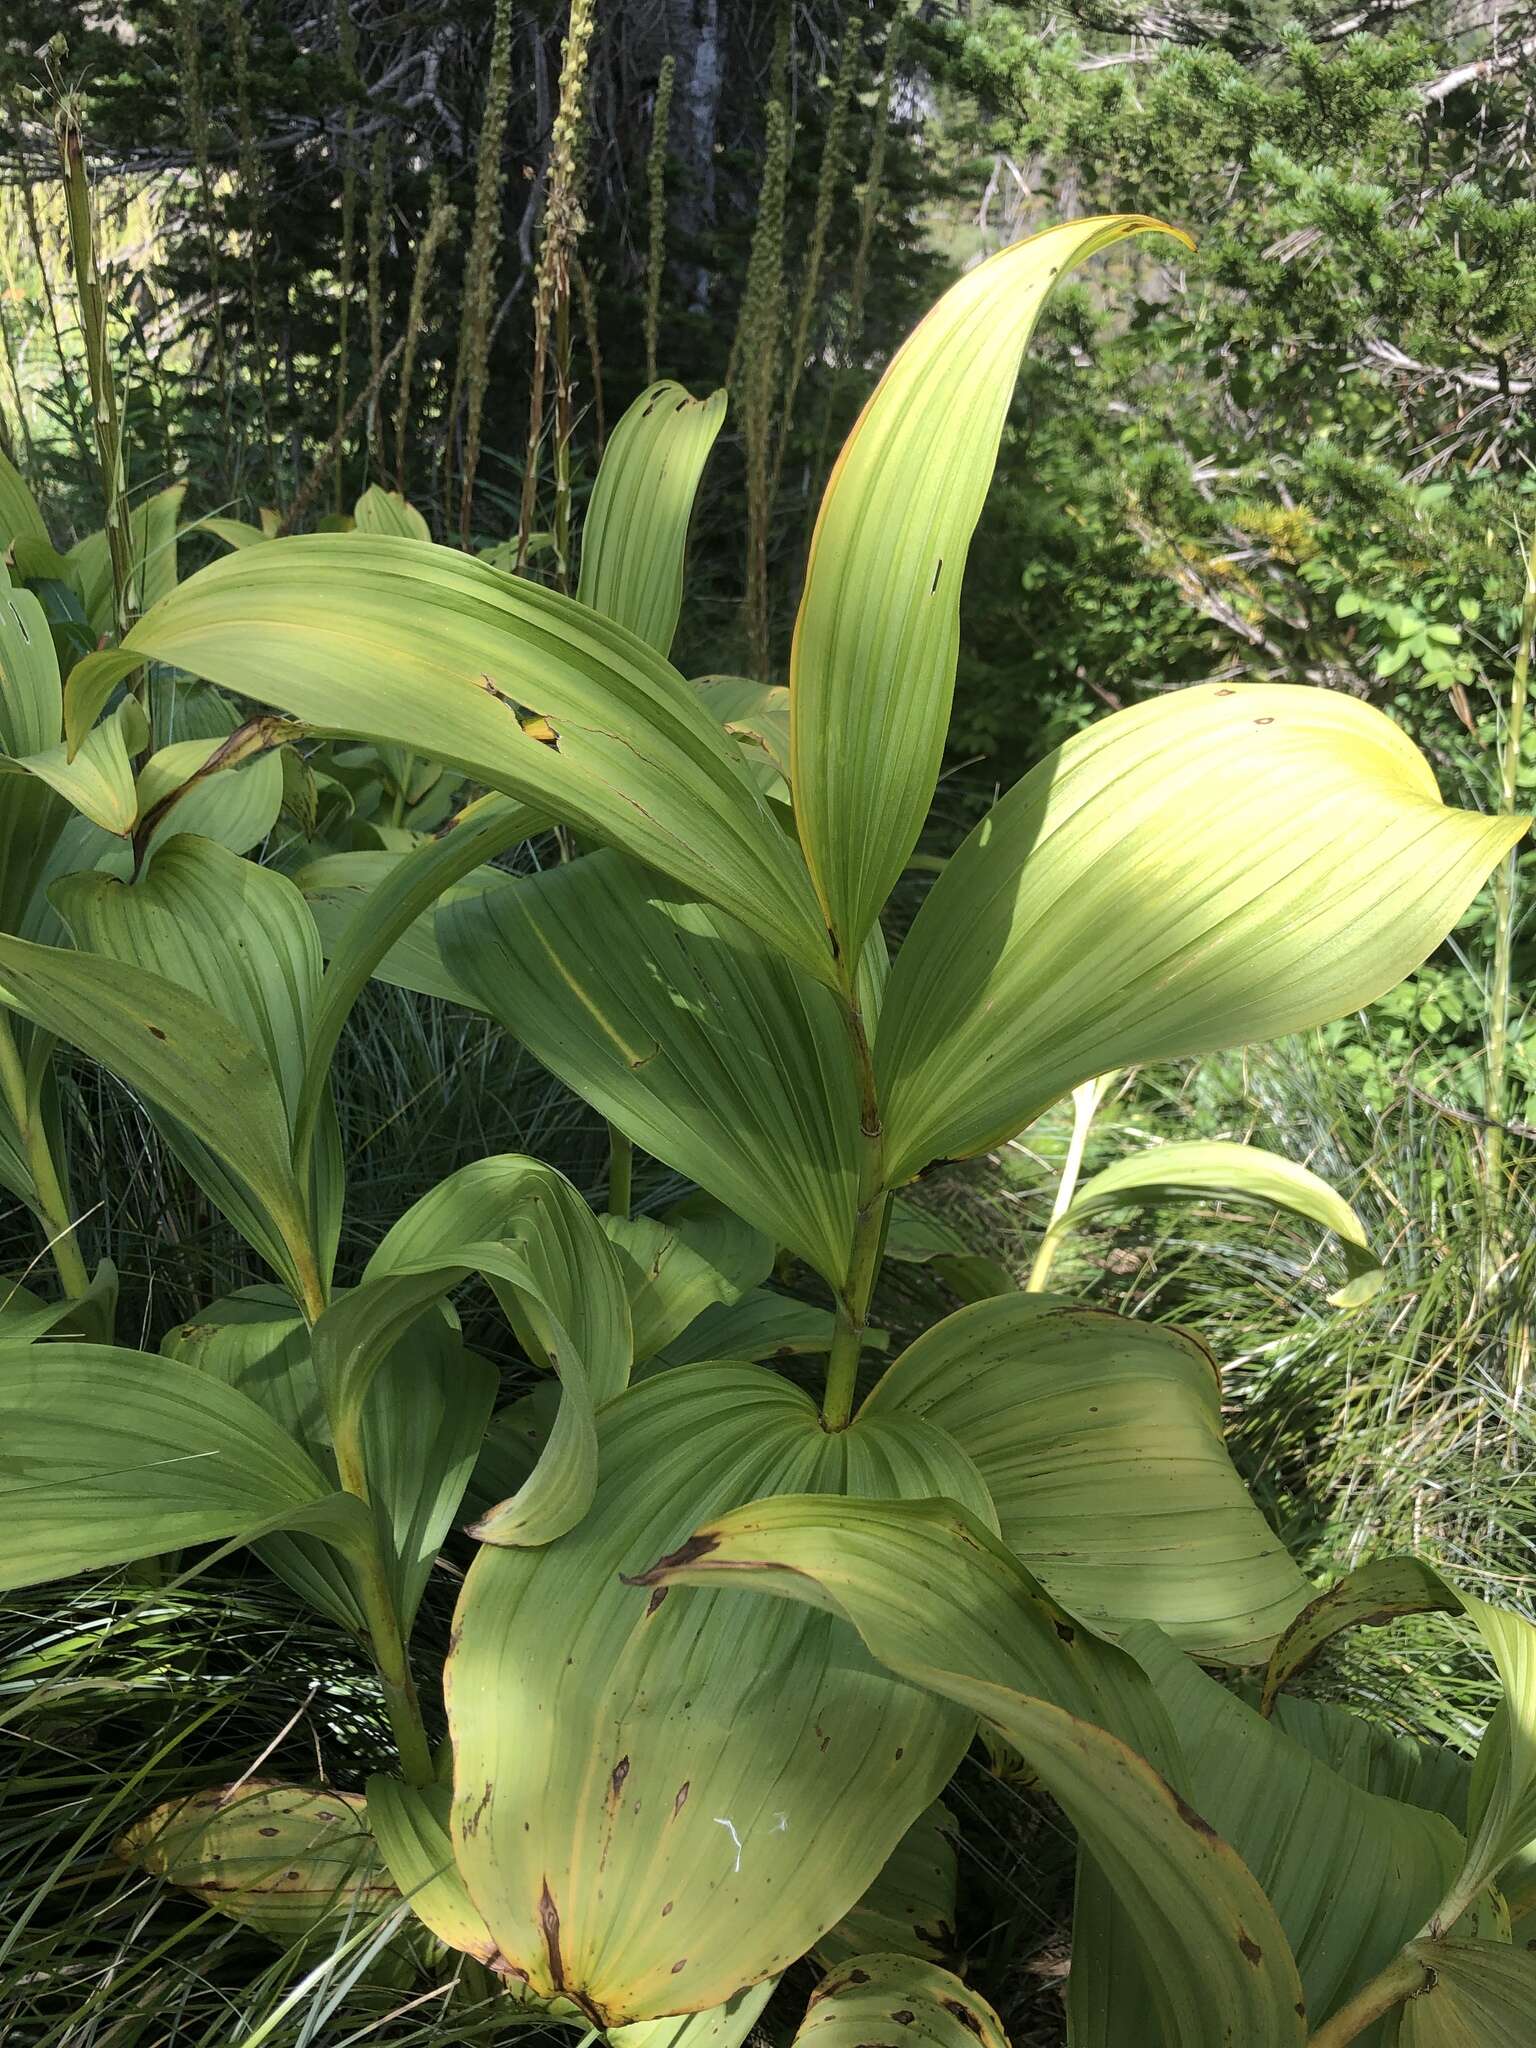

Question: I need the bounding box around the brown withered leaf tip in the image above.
[621,1531,721,1586]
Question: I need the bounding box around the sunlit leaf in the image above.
[577,381,727,655]
[790,216,1190,967]
[794,1955,1004,2048]
[863,1295,1310,1663]
[877,684,1527,1182]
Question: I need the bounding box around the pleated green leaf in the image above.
[293,793,544,1161]
[1,696,146,835]
[119,1782,394,1941]
[862,1295,1310,1664]
[814,1804,957,1968]
[1076,1622,1463,2046]
[50,835,336,1298]
[163,1285,364,1634]
[133,731,288,860]
[439,852,861,1285]
[1261,1558,1459,1714]
[361,1311,497,1628]
[0,573,61,758]
[696,678,792,791]
[67,483,186,638]
[366,1775,506,1966]
[652,1290,853,1370]
[192,515,272,551]
[1037,1139,1385,1307]
[0,1341,369,1590]
[610,1982,779,2048]
[0,449,49,551]
[445,1364,992,2023]
[1401,1941,1536,2045]
[298,848,497,1005]
[634,1494,1304,2047]
[576,381,727,656]
[65,536,833,982]
[604,1197,774,1364]
[0,928,317,1302]
[794,1956,1005,2048]
[789,216,1189,967]
[877,684,1528,1183]
[316,1156,631,1548]
[353,486,432,540]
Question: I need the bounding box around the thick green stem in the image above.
[821,1185,889,1431]
[1306,1950,1430,2047]
[312,1345,434,1787]
[0,1012,89,1300]
[607,1126,633,1220]
[1484,546,1534,1251]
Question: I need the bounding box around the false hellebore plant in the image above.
[4,218,1534,2047]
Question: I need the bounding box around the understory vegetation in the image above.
[1,3,1533,2045]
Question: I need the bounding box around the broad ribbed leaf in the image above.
[439,852,861,1285]
[362,1312,497,1627]
[1261,1558,1459,1714]
[0,1342,369,1589]
[794,1956,1004,2048]
[316,1156,631,1548]
[877,684,1528,1182]
[192,515,271,551]
[133,731,287,860]
[1,696,146,835]
[653,1289,855,1369]
[576,381,726,655]
[604,1197,774,1363]
[1039,1139,1385,1307]
[294,793,544,1161]
[119,1782,393,1939]
[0,573,61,757]
[67,483,186,637]
[298,848,496,1004]
[366,1775,505,1965]
[790,216,1189,967]
[612,1982,778,2048]
[1083,1624,1462,2046]
[697,678,791,791]
[0,450,49,550]
[162,1286,364,1633]
[50,836,337,1298]
[634,1495,1304,2047]
[65,536,833,982]
[353,486,431,540]
[1402,1940,1536,2044]
[445,1365,992,2023]
[862,1296,1310,1663]
[0,929,317,1300]
[814,1805,957,1968]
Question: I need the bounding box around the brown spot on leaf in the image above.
[609,1756,631,1803]
[848,1970,870,1986]
[148,1025,167,1040]
[538,1880,566,1990]
[646,1586,669,1616]
[672,1781,690,1818]
[258,1826,279,1837]
[671,1959,687,1974]
[1054,1621,1075,1644]
[661,1900,673,1917]
[942,1999,984,2035]
[891,2011,915,2025]
[1171,1790,1219,1840]
[1237,1930,1263,1967]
